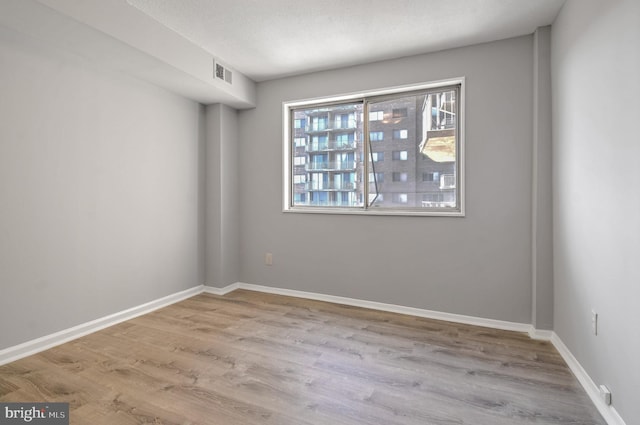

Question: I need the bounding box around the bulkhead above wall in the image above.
[0,0,256,108]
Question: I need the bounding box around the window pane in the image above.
[291,103,364,207]
[392,150,408,160]
[392,172,408,182]
[287,82,460,213]
[370,131,384,141]
[369,110,383,121]
[393,129,408,140]
[367,88,458,209]
[392,108,408,118]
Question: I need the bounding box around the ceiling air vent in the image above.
[213,60,232,84]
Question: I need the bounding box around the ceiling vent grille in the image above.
[214,60,232,84]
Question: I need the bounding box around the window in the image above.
[284,79,464,216]
[370,131,384,141]
[392,150,408,161]
[335,113,356,129]
[310,153,328,169]
[422,171,440,182]
[310,135,328,150]
[335,133,355,148]
[369,110,383,121]
[311,116,328,131]
[393,129,408,140]
[392,108,408,118]
[392,172,408,182]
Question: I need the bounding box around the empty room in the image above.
[0,0,638,424]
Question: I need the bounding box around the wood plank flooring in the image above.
[0,290,605,425]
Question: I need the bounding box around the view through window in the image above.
[287,82,462,214]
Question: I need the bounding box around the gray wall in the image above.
[0,26,204,349]
[552,0,640,422]
[532,26,554,331]
[238,36,537,324]
[205,104,241,287]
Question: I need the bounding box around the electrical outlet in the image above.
[265,252,273,266]
[591,310,598,335]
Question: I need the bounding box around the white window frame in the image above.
[369,110,384,121]
[283,78,465,217]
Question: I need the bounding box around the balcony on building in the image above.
[305,161,357,171]
[305,181,358,191]
[304,106,360,134]
[306,139,357,152]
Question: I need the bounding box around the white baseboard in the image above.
[202,283,240,296]
[208,282,534,334]
[550,333,627,425]
[528,328,554,340]
[0,285,204,366]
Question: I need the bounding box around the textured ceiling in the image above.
[126,0,565,82]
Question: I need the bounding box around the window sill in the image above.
[283,206,465,217]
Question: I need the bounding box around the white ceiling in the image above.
[127,0,566,82]
[0,0,566,106]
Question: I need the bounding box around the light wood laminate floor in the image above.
[0,290,605,425]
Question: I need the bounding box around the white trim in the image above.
[282,207,465,217]
[528,327,554,340]
[202,283,240,296]
[0,285,203,366]
[282,78,466,217]
[219,282,532,334]
[284,78,466,109]
[457,77,466,217]
[282,100,292,211]
[551,333,627,425]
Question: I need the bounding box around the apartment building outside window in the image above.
[284,79,464,216]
